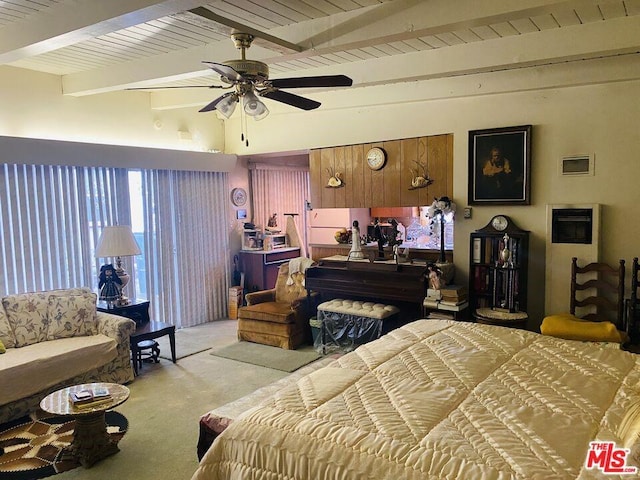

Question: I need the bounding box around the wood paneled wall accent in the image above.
[310,134,453,208]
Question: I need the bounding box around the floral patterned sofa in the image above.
[0,287,136,424]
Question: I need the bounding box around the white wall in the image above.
[0,66,226,153]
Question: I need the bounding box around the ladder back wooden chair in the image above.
[541,257,626,343]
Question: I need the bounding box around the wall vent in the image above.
[560,154,594,176]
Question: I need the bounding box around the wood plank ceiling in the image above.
[1,0,639,111]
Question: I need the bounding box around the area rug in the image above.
[0,411,127,480]
[156,321,223,360]
[210,342,321,372]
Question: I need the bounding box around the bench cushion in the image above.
[317,299,400,319]
[0,334,117,406]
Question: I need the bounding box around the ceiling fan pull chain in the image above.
[240,102,249,146]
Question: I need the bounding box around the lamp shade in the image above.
[215,93,239,119]
[96,226,141,258]
[243,91,269,120]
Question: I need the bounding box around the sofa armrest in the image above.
[245,289,276,306]
[96,311,136,345]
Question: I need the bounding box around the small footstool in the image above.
[316,299,400,354]
[135,339,160,371]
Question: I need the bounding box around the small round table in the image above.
[474,307,529,329]
[39,382,129,468]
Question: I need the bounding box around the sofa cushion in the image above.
[0,306,15,349]
[2,288,95,348]
[2,292,50,347]
[238,302,295,324]
[0,334,117,406]
[46,292,98,340]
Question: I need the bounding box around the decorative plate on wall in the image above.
[231,188,247,206]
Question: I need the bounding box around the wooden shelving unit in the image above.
[469,215,529,315]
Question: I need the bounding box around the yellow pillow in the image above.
[0,339,5,354]
[540,313,622,343]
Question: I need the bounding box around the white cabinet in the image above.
[308,208,370,244]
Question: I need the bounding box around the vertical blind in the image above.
[0,163,129,294]
[250,165,310,254]
[0,163,230,329]
[140,169,230,328]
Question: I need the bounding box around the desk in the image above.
[97,301,176,376]
[239,247,301,292]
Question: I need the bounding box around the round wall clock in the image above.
[491,215,509,231]
[366,147,387,170]
[231,187,247,206]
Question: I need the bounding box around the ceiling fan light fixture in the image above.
[243,90,269,121]
[216,93,239,118]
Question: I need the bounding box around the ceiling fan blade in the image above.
[269,75,353,89]
[202,61,244,83]
[199,92,234,113]
[126,85,223,91]
[261,90,321,111]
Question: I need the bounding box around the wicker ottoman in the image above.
[474,307,528,329]
[317,299,400,354]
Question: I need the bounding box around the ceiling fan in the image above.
[198,32,353,120]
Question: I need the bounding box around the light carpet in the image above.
[155,321,221,360]
[210,341,321,372]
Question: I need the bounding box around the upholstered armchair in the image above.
[237,260,316,349]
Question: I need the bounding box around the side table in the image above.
[474,307,528,329]
[129,320,176,375]
[39,382,129,468]
[98,300,176,375]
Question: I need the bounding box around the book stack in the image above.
[439,285,468,307]
[69,387,112,409]
[423,288,442,308]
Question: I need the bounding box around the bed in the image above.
[192,319,640,479]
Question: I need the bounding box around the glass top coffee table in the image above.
[39,382,129,468]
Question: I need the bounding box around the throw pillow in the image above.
[46,292,98,340]
[0,306,16,349]
[2,292,49,347]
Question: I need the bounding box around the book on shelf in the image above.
[440,284,466,295]
[439,297,468,306]
[427,311,455,320]
[437,301,469,311]
[423,298,440,309]
[426,289,442,300]
[69,387,111,407]
[441,293,467,300]
[472,238,482,263]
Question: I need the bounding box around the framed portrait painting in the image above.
[468,125,532,205]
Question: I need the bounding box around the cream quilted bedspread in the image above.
[193,320,640,480]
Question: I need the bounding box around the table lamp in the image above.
[96,225,141,306]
